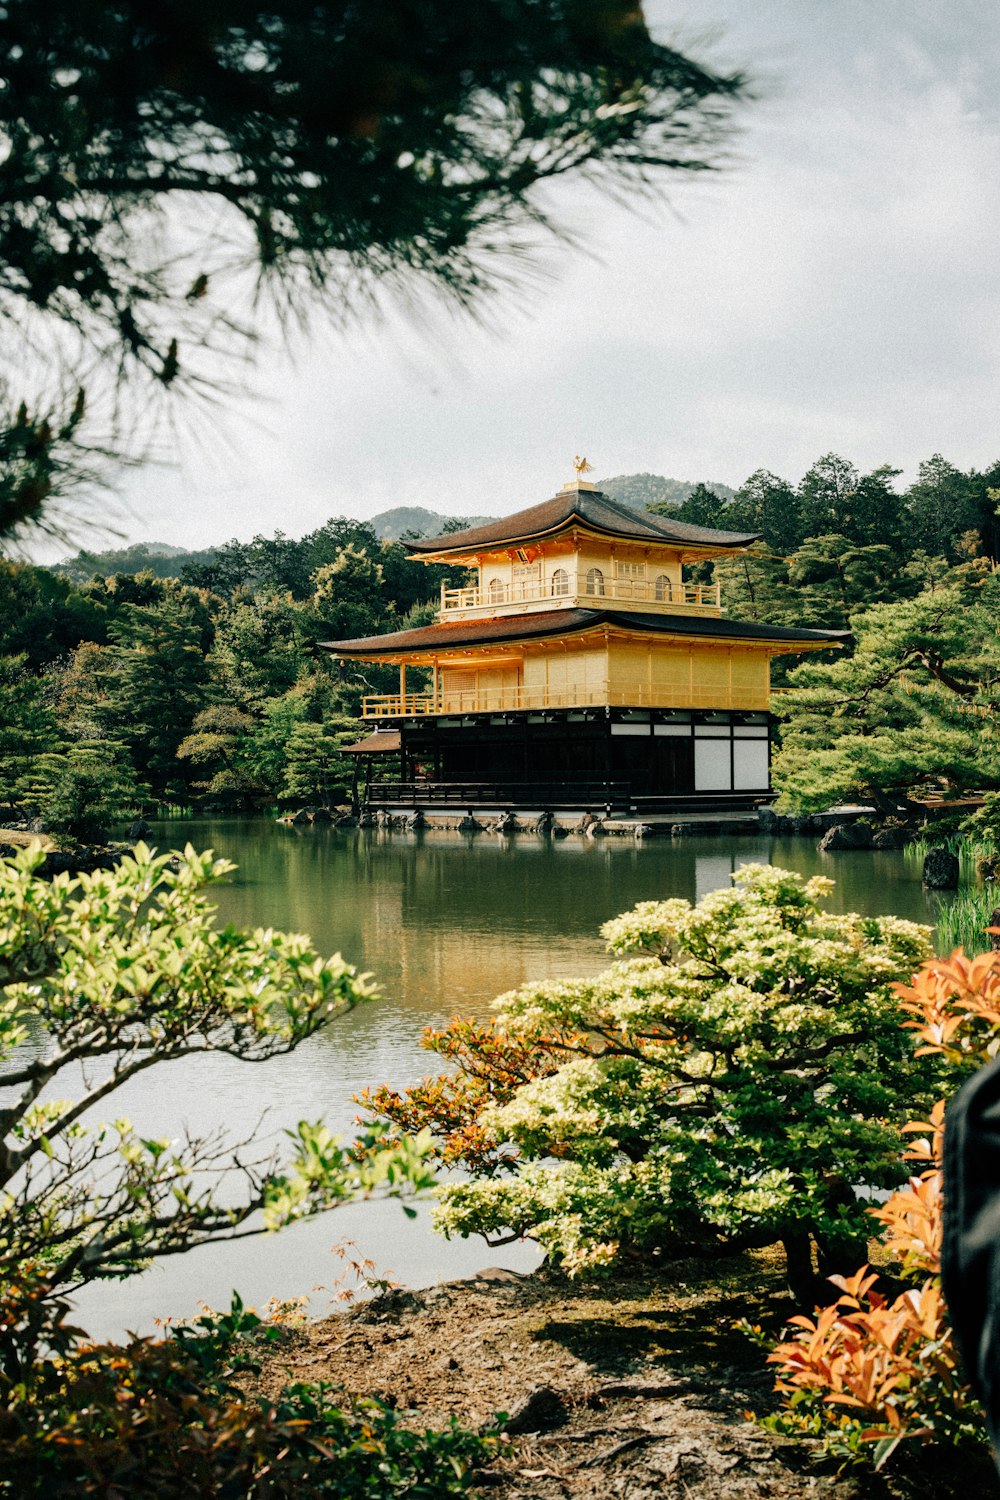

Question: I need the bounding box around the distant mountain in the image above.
[52,541,218,583]
[597,472,737,512]
[368,506,494,540]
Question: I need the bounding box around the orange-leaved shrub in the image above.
[762,947,1000,1467]
[357,1014,582,1177]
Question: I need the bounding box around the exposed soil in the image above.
[249,1250,998,1500]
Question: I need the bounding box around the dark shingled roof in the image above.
[320,608,850,658]
[341,730,401,754]
[406,488,760,554]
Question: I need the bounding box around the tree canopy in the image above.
[771,579,1000,813]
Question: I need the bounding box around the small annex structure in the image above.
[321,466,849,814]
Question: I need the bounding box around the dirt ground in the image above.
[250,1251,998,1500]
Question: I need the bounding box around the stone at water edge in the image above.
[922,847,960,889]
[818,821,875,852]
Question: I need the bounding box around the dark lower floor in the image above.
[360,707,772,813]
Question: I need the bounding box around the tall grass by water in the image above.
[903,836,1000,954]
[903,834,995,884]
[936,885,1000,956]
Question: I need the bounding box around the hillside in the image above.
[597,472,737,512]
[369,506,494,540]
[52,541,218,584]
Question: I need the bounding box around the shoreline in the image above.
[246,1254,993,1499]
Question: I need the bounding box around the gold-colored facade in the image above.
[324,478,847,810]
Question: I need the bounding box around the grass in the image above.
[903,834,995,883]
[936,884,1000,956]
[902,836,1000,954]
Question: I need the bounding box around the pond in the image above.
[73,818,946,1340]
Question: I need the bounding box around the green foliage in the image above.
[725,469,801,554]
[756,947,1000,1467]
[0,842,435,1306]
[906,454,983,560]
[772,582,1000,813]
[175,702,261,802]
[101,589,214,799]
[25,744,141,842]
[211,591,307,710]
[369,866,939,1295]
[54,541,221,585]
[281,719,360,808]
[0,1278,495,1497]
[658,481,729,530]
[960,793,1000,848]
[0,558,107,667]
[797,456,904,550]
[0,655,60,804]
[0,391,106,542]
[935,885,1000,957]
[599,472,737,513]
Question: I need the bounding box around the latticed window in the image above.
[586,567,605,596]
[551,567,570,596]
[512,562,541,600]
[654,574,672,601]
[487,577,506,604]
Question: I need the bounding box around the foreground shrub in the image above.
[0,1276,494,1497]
[762,948,1000,1466]
[0,842,433,1325]
[364,866,938,1297]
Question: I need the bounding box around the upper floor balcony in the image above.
[440,573,722,620]
[362,681,769,718]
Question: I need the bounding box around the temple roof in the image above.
[341,729,401,755]
[405,487,761,557]
[320,608,850,659]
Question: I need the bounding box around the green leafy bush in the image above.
[366,866,940,1298]
[960,792,1000,848]
[0,842,434,1312]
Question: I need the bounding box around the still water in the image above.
[75,819,943,1340]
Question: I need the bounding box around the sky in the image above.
[35,1,1000,558]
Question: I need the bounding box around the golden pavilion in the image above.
[322,470,848,814]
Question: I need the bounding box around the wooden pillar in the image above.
[604,710,613,807]
[399,662,407,707]
[432,659,438,710]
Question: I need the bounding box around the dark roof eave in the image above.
[406,488,761,555]
[319,608,852,658]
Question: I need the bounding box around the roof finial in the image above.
[573,455,593,478]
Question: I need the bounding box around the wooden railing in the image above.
[362,684,770,717]
[440,576,721,615]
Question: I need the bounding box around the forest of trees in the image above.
[2,448,999,838]
[0,517,458,835]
